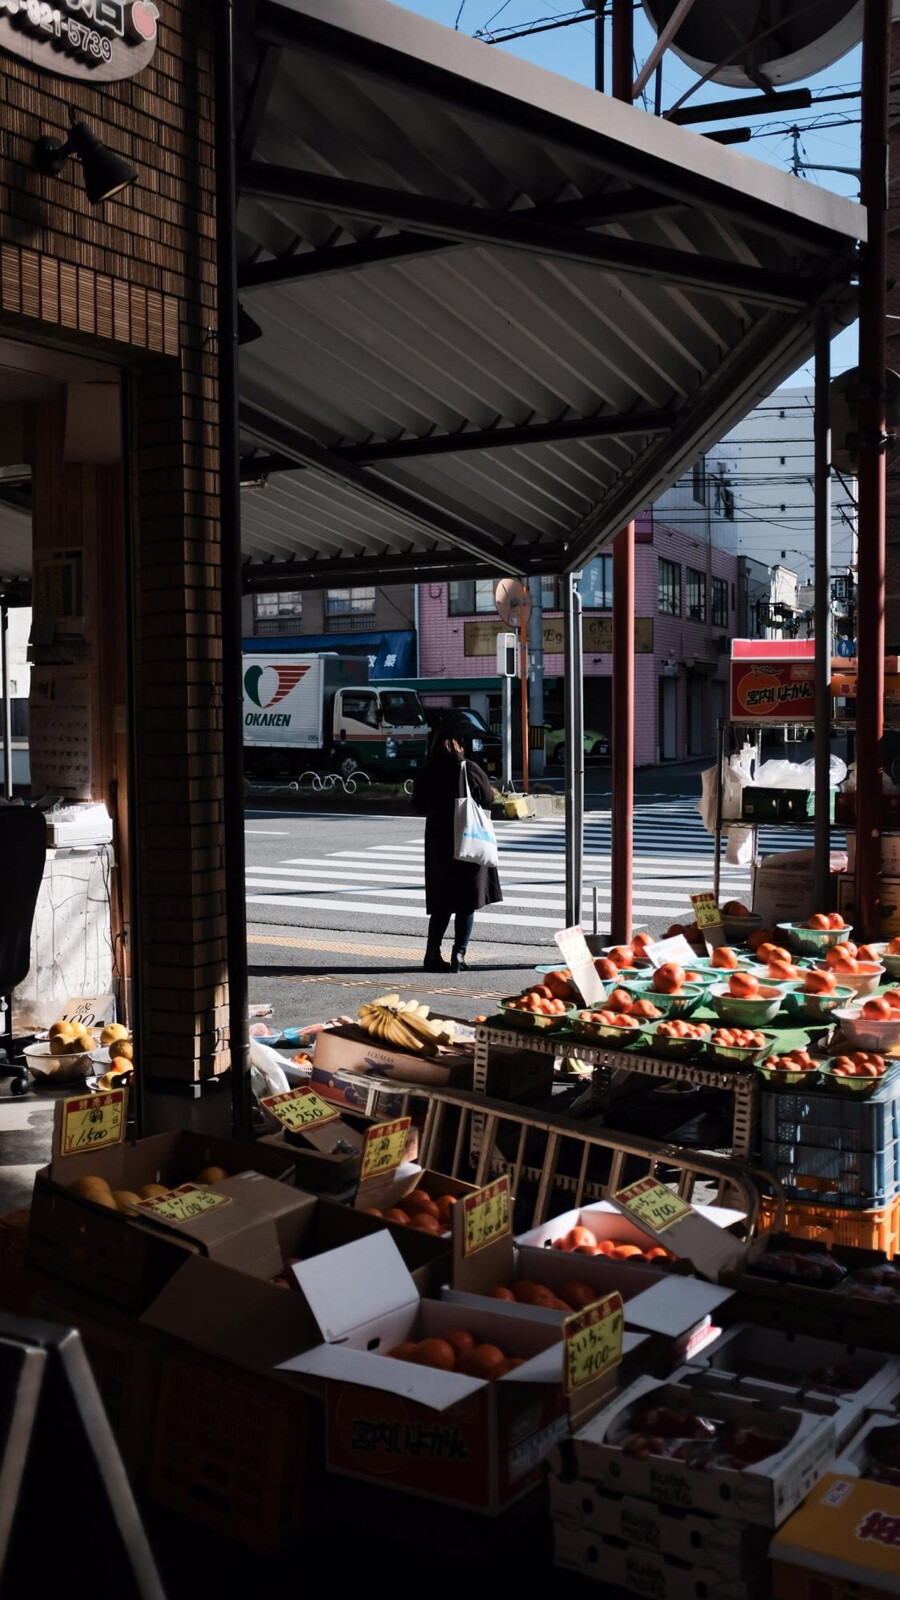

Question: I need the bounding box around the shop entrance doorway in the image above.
[658,676,677,761]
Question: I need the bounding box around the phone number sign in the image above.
[0,0,159,83]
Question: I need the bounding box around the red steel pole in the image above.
[520,623,529,794]
[611,0,634,942]
[856,0,890,939]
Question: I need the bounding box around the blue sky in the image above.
[402,1,863,384]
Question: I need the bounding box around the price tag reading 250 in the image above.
[616,1176,692,1233]
[564,1292,624,1394]
[136,1185,231,1223]
[358,1117,411,1184]
[260,1088,340,1133]
[462,1176,511,1256]
[60,1088,126,1156]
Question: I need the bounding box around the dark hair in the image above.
[428,711,470,759]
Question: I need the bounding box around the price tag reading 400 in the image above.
[616,1177,692,1233]
[358,1117,411,1184]
[564,1292,624,1394]
[137,1185,231,1223]
[259,1088,339,1133]
[60,1088,126,1157]
[462,1176,511,1256]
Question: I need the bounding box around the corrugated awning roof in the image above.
[236,0,864,588]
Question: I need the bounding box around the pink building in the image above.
[418,490,740,766]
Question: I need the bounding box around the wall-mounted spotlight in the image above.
[238,303,263,346]
[34,108,138,205]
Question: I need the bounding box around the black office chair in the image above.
[0,806,47,1095]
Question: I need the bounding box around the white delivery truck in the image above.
[242,652,428,780]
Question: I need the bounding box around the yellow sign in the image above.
[616,1177,692,1233]
[260,1088,340,1133]
[690,892,723,931]
[358,1117,411,1184]
[563,1292,624,1394]
[461,1176,511,1256]
[463,617,654,659]
[136,1184,231,1223]
[60,1088,126,1156]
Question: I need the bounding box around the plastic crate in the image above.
[761,1073,900,1155]
[758,1191,900,1255]
[763,1138,900,1206]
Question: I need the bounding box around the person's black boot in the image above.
[450,948,468,972]
[423,951,451,972]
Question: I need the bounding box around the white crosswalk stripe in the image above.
[246,798,842,935]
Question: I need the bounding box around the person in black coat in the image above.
[412,714,502,972]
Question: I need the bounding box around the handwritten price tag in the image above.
[462,1176,511,1256]
[260,1088,339,1133]
[616,1177,692,1233]
[359,1117,411,1184]
[136,1184,231,1224]
[690,892,727,951]
[60,1088,126,1156]
[564,1292,624,1394]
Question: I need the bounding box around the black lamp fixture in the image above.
[34,108,138,205]
[237,303,263,346]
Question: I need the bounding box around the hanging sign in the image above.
[0,1,160,84]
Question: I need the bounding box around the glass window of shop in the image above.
[326,586,376,615]
[658,557,681,616]
[686,567,707,622]
[579,555,613,609]
[711,576,729,627]
[255,590,303,635]
[448,578,498,615]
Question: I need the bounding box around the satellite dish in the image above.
[641,0,868,90]
[494,577,532,629]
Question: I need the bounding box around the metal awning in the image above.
[235,0,864,590]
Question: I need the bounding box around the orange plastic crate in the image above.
[759,1192,900,1255]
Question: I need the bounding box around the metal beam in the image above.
[239,402,522,574]
[241,548,548,591]
[238,163,816,309]
[237,43,282,159]
[668,88,813,125]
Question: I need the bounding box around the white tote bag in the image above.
[453,760,499,868]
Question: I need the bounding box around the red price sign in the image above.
[60,1088,126,1156]
[461,1176,511,1256]
[564,1292,624,1394]
[359,1118,411,1184]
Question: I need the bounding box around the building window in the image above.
[686,568,707,623]
[448,578,498,615]
[255,590,303,624]
[579,555,613,609]
[658,558,681,617]
[712,577,729,628]
[692,457,706,505]
[325,586,375,616]
[731,582,736,610]
[541,575,560,611]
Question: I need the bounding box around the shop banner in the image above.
[730,651,815,723]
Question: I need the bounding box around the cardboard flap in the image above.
[278,1343,485,1409]
[609,1186,748,1280]
[140,1256,319,1369]
[624,1278,734,1339]
[291,1230,417,1341]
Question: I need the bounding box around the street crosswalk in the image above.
[245,799,841,936]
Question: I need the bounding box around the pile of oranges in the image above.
[504,988,570,1016]
[710,1026,768,1048]
[815,949,883,980]
[595,933,655,977]
[386,1332,523,1378]
[762,1049,817,1073]
[491,1278,605,1312]
[580,1009,641,1031]
[657,1020,710,1042]
[363,1188,457,1234]
[550,1225,671,1262]
[807,912,846,931]
[598,989,662,1020]
[830,1051,886,1078]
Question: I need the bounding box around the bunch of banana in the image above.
[357,994,457,1055]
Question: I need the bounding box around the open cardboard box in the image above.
[444,1196,729,1375]
[771,1471,900,1600]
[314,1018,553,1101]
[278,1230,618,1512]
[684,1324,900,1450]
[28,1129,297,1312]
[605,1187,750,1282]
[354,1159,475,1232]
[258,1108,365,1195]
[517,1197,746,1275]
[720,1233,900,1352]
[552,1523,766,1600]
[562,1369,836,1529]
[548,1476,770,1583]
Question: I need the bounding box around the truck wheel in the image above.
[335,753,359,780]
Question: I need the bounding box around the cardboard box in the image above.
[516,1197,746,1269]
[279,1231,611,1512]
[258,1107,366,1194]
[685,1324,900,1449]
[313,1019,553,1102]
[753,859,819,926]
[564,1371,836,1529]
[553,1523,766,1598]
[309,1061,411,1118]
[831,1411,900,1488]
[354,1159,475,1226]
[771,1472,900,1599]
[548,1476,769,1581]
[28,1130,297,1311]
[720,1233,900,1353]
[838,873,900,938]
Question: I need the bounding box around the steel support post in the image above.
[814,308,833,910]
[0,603,11,802]
[856,0,891,939]
[563,574,583,925]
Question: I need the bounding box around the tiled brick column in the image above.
[885,22,900,643]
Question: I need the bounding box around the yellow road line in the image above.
[247,931,501,960]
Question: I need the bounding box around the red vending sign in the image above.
[729,641,815,723]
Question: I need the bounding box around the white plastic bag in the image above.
[248,1033,291,1104]
[454,760,499,867]
[725,826,754,866]
[696,766,717,833]
[722,744,756,819]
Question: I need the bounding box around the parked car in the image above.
[544,722,610,765]
[423,707,503,777]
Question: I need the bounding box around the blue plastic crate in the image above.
[762,1136,900,1206]
[761,1071,900,1155]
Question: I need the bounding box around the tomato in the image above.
[710,947,738,970]
[748,928,775,953]
[803,968,836,995]
[565,1226,597,1251]
[884,990,900,1012]
[595,958,619,980]
[728,972,759,999]
[857,945,881,963]
[888,937,900,955]
[631,998,662,1020]
[862,996,892,1020]
[412,1339,457,1371]
[826,941,858,967]
[808,913,831,930]
[633,932,653,950]
[722,901,750,917]
[829,952,859,974]
[768,961,800,981]
[827,913,845,930]
[608,987,634,1013]
[652,962,685,995]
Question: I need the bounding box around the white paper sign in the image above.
[554,926,606,1005]
[644,935,699,970]
[60,994,116,1029]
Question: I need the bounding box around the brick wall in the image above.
[0,3,226,1088]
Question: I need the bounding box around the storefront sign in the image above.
[563,1292,624,1393]
[463,617,654,659]
[730,654,815,722]
[461,1176,511,1256]
[0,0,159,83]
